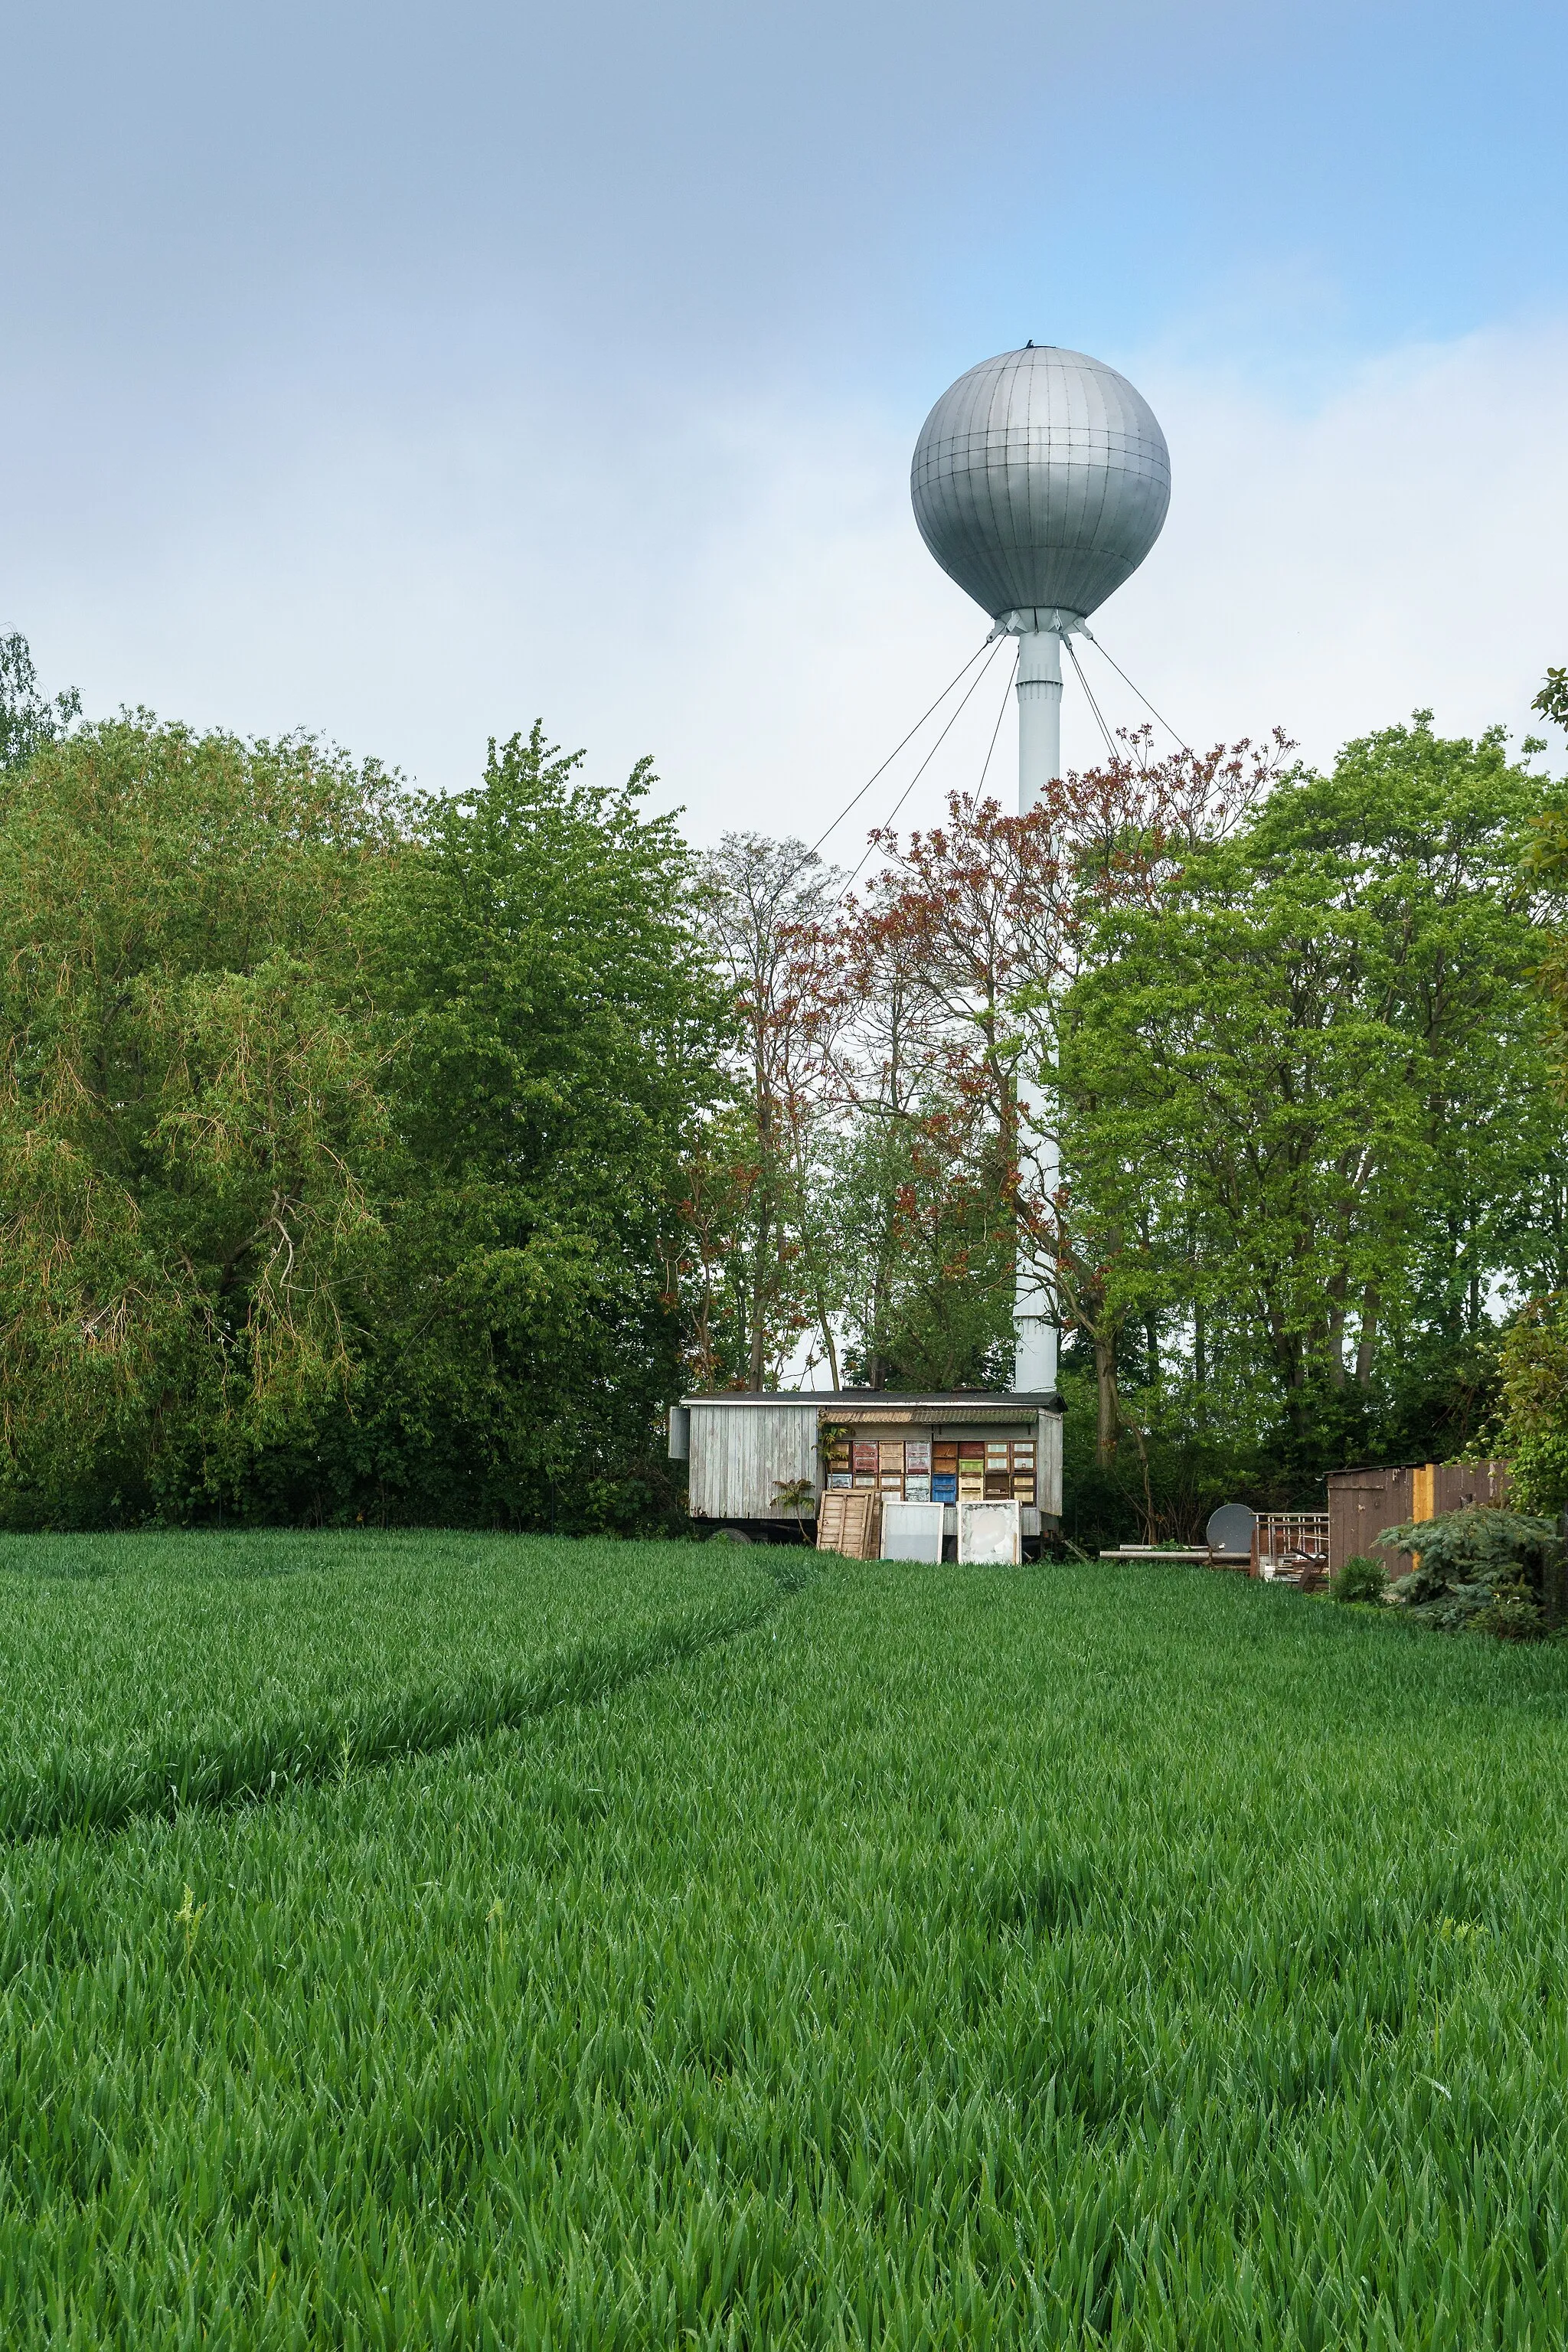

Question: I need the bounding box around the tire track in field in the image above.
[1,1553,816,1846]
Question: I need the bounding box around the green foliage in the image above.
[1381,1504,1564,1636]
[837,1117,1015,1391]
[0,717,724,1530]
[1067,717,1553,1407]
[1496,1292,1568,1511]
[10,1544,1568,2340]
[0,630,79,773]
[5,672,1563,1545]
[1519,640,1568,1561]
[0,718,402,1524]
[1330,1553,1387,1605]
[1526,676,1568,1106]
[1056,715,1558,1534]
[1506,671,1568,1501]
[769,1478,816,1544]
[688,835,844,1388]
[335,724,728,1529]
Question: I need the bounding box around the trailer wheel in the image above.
[710,1525,754,1545]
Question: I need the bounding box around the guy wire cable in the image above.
[975,637,1019,801]
[837,634,1007,902]
[1062,633,1122,767]
[1076,625,1191,753]
[797,632,995,874]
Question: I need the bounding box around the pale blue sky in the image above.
[4,2,1566,834]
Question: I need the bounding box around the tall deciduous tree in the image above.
[0,713,728,1530]
[353,725,729,1524]
[1492,666,1568,1508]
[0,719,400,1521]
[847,733,1280,1446]
[0,632,80,774]
[1067,716,1557,1449]
[693,836,844,1389]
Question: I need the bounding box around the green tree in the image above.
[1488,667,1568,1511]
[0,718,400,1524]
[694,835,844,1390]
[344,724,729,1527]
[1495,1295,1568,1511]
[1534,665,1568,740]
[0,632,80,773]
[1380,1504,1563,1635]
[0,711,726,1531]
[1064,715,1557,1486]
[851,740,1282,1443]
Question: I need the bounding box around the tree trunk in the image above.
[1094,1325,1120,1467]
[1261,1295,1301,1401]
[1325,1269,1348,1389]
[748,1092,773,1390]
[866,1204,891,1391]
[746,1214,769,1388]
[819,1305,841,1393]
[1354,1283,1380,1387]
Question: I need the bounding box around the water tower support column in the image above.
[1015,622,1060,1396]
[1016,624,1062,818]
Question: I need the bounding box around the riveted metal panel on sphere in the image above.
[910,346,1171,622]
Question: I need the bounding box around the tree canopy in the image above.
[0,699,724,1529]
[693,712,1564,1542]
[4,625,1567,1544]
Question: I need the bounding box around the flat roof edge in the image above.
[679,1390,1064,1411]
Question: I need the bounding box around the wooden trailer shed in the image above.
[669,1390,1063,1546]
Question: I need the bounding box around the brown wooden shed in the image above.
[1326,1460,1511,1577]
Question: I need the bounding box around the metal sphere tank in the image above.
[910,345,1171,624]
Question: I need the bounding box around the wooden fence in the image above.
[1325,1461,1511,1576]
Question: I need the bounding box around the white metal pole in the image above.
[1014,624,1060,1395]
[1016,624,1062,816]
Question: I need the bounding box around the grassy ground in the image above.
[0,1530,786,1838]
[4,1539,1568,2346]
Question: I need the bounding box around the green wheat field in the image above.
[3,1534,1568,2348]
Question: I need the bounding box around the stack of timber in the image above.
[1099,1546,1253,1568]
[817,1490,882,1560]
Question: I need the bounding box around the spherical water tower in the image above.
[912,344,1171,814]
[910,344,1171,1392]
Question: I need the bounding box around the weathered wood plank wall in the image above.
[1036,1410,1063,1520]
[1326,1459,1511,1575]
[688,1404,820,1521]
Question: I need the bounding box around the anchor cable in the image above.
[1076,625,1191,753]
[975,637,1019,802]
[838,634,1008,900]
[799,633,995,871]
[1062,633,1122,768]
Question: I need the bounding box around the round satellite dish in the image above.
[910,345,1171,624]
[1206,1504,1256,1556]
